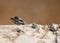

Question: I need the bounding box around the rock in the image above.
[0,24,60,43]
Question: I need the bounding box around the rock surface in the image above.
[0,24,60,43]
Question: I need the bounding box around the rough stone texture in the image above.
[0,24,60,43]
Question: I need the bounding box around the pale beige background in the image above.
[0,0,60,24]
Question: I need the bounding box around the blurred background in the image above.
[0,0,60,25]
